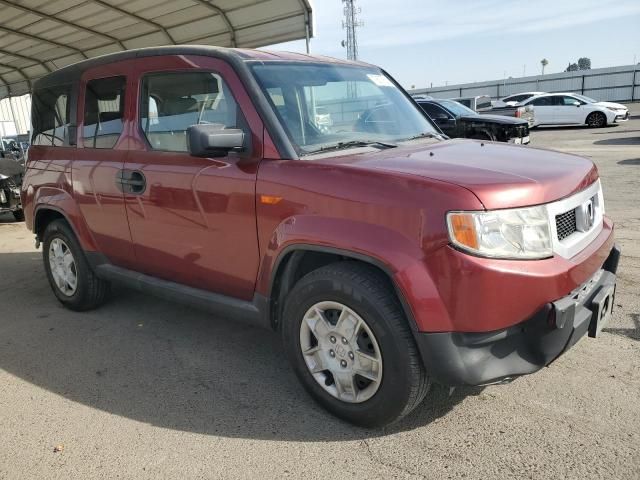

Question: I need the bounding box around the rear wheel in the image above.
[282,262,429,427]
[586,111,607,128]
[42,219,110,311]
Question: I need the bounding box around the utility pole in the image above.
[341,0,363,61]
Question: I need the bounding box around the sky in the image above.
[265,0,640,89]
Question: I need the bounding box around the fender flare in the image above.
[33,187,98,251]
[267,243,421,332]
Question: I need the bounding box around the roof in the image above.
[33,45,369,90]
[0,0,314,98]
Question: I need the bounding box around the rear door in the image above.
[528,96,555,125]
[123,55,263,300]
[73,60,136,268]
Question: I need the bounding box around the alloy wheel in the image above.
[299,301,383,403]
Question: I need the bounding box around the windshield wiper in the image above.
[303,140,398,155]
[404,132,446,141]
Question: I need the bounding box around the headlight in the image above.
[606,107,621,112]
[447,205,552,259]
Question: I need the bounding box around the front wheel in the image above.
[12,209,24,222]
[282,262,429,427]
[586,111,607,128]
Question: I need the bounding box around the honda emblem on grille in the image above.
[577,198,596,232]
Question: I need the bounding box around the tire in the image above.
[586,111,607,128]
[282,261,429,427]
[12,209,24,222]
[42,219,110,311]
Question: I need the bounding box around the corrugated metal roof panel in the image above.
[0,0,314,98]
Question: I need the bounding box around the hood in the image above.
[324,139,598,210]
[595,101,627,110]
[460,114,528,126]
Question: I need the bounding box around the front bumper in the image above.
[415,244,620,386]
[614,111,629,121]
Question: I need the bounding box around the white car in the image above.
[520,93,619,128]
[572,94,630,122]
[496,91,546,107]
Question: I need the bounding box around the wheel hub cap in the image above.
[48,238,77,296]
[299,301,383,403]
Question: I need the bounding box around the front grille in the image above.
[556,209,577,241]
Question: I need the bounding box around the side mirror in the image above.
[187,123,245,157]
[574,102,581,107]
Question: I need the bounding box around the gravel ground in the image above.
[0,104,638,480]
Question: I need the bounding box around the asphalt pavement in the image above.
[0,104,638,480]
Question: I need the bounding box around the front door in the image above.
[73,60,137,268]
[555,95,584,124]
[123,56,263,300]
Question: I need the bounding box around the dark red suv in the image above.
[23,47,619,427]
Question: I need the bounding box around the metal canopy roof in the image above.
[0,0,313,98]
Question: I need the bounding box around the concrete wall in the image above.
[410,64,640,103]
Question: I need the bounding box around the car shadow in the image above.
[0,212,21,224]
[603,313,640,341]
[0,251,482,441]
[533,125,620,132]
[594,137,640,146]
[617,159,640,166]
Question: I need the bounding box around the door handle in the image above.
[116,169,146,194]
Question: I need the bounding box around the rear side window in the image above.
[476,97,492,110]
[140,72,239,152]
[83,76,126,149]
[31,85,72,146]
[531,96,553,106]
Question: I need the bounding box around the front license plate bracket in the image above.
[588,284,616,338]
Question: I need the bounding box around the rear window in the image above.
[83,76,126,149]
[31,85,72,146]
[476,97,492,110]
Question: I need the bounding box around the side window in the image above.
[531,96,552,106]
[559,96,581,106]
[140,71,238,152]
[419,102,449,118]
[83,76,126,149]
[31,85,72,146]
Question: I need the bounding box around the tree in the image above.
[540,58,549,74]
[565,62,579,72]
[578,57,591,70]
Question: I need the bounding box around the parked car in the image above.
[570,94,630,122]
[450,94,493,112]
[314,106,333,132]
[496,91,546,106]
[449,95,535,126]
[0,156,24,221]
[23,46,619,427]
[416,98,530,144]
[519,93,619,127]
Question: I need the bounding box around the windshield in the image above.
[251,63,437,155]
[438,100,476,116]
[573,94,597,103]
